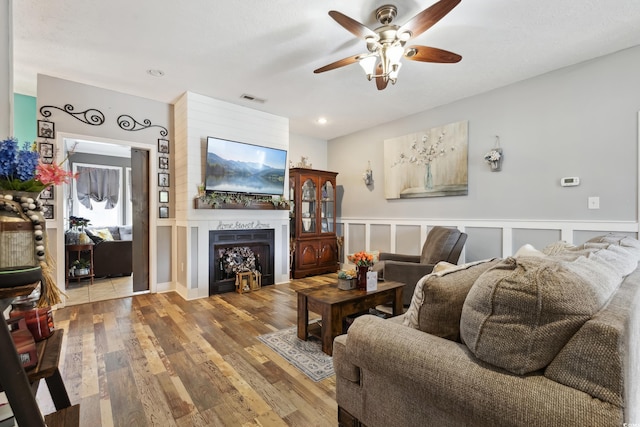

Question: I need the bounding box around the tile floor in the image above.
[63,275,137,306]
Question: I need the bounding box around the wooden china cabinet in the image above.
[289,168,339,279]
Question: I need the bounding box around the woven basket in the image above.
[0,210,36,270]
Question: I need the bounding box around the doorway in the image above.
[61,136,151,305]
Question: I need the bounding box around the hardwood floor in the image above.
[36,274,340,426]
[65,275,135,306]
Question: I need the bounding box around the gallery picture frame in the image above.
[41,156,54,164]
[158,173,170,187]
[159,156,169,170]
[159,190,169,203]
[40,186,54,200]
[37,120,55,139]
[39,142,54,158]
[42,204,54,220]
[158,138,169,154]
[159,206,169,218]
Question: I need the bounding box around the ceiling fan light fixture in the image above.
[315,0,462,90]
[364,35,379,44]
[359,56,378,80]
[387,44,405,65]
[398,31,412,41]
[389,62,402,84]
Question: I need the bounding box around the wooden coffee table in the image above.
[296,281,404,356]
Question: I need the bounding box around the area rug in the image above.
[257,325,334,382]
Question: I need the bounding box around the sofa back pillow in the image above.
[587,233,640,261]
[460,256,621,375]
[402,258,500,341]
[92,228,115,242]
[119,226,133,241]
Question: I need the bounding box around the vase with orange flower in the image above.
[348,251,374,290]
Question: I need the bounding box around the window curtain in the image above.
[76,166,120,210]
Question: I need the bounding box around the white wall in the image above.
[173,91,290,300]
[289,133,328,170]
[329,46,640,258]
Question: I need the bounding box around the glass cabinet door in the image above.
[320,180,334,233]
[301,178,316,234]
[289,178,295,237]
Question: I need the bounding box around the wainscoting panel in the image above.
[339,218,639,264]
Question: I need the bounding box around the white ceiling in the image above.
[11,0,640,141]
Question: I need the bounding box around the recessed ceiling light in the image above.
[317,117,328,125]
[147,69,165,77]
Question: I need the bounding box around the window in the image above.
[73,163,123,227]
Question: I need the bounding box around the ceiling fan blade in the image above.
[375,64,388,90]
[405,45,462,63]
[329,11,378,40]
[313,54,362,74]
[397,0,461,40]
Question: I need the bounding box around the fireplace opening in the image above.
[209,229,274,295]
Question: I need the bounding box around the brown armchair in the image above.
[374,226,468,306]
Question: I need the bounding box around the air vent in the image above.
[240,94,266,103]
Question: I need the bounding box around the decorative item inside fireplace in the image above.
[218,246,262,280]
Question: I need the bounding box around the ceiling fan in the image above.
[314,0,462,90]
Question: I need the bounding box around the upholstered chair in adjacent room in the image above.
[373,226,468,306]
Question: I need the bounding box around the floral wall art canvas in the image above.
[383,120,468,199]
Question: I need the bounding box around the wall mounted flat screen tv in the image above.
[205,136,288,195]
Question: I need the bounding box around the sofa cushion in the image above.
[85,229,104,244]
[587,233,640,259]
[460,255,621,375]
[588,244,638,276]
[92,228,115,242]
[119,226,133,241]
[546,241,638,277]
[542,240,576,255]
[402,258,500,341]
[513,243,545,258]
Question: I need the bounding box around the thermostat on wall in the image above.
[560,177,580,187]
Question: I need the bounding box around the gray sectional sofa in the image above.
[86,226,133,278]
[333,234,640,426]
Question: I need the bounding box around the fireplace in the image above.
[209,229,275,295]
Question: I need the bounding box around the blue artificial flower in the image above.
[0,138,45,191]
[16,149,40,181]
[0,138,18,177]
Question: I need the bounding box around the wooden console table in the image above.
[296,280,404,355]
[65,243,95,285]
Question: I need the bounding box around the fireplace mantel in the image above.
[194,196,289,210]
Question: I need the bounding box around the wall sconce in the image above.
[363,161,373,186]
[484,136,503,172]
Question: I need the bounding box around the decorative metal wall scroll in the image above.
[39,104,105,126]
[117,114,168,137]
[37,102,171,220]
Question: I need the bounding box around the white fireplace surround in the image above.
[180,209,289,300]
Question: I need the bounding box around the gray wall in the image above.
[37,75,173,292]
[329,46,640,223]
